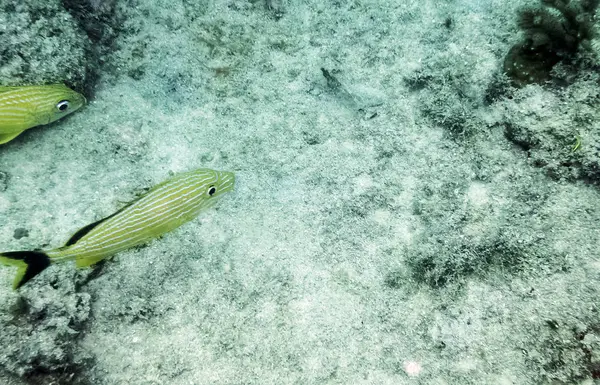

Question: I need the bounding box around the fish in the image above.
[0,84,86,144]
[0,168,235,289]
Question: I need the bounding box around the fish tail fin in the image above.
[0,251,51,289]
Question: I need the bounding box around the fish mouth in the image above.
[218,171,235,193]
[74,94,87,110]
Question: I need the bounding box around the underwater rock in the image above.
[493,80,600,184]
[0,281,92,383]
[12,228,28,240]
[0,0,90,90]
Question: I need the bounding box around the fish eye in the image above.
[208,185,216,196]
[56,100,70,112]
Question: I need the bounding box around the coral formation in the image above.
[504,0,599,87]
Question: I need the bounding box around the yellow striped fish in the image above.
[0,168,235,289]
[0,84,85,144]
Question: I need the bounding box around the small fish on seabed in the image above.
[0,168,235,289]
[0,84,86,144]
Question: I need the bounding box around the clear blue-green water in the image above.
[1,1,600,384]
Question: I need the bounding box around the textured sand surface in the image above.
[1,1,600,384]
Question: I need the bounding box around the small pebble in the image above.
[13,228,29,239]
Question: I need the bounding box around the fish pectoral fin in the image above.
[0,131,24,144]
[76,254,110,268]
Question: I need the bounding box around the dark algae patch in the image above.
[504,0,599,87]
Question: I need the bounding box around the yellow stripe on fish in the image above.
[0,168,235,289]
[0,84,85,144]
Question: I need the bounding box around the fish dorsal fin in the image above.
[65,216,111,246]
[0,84,68,93]
[64,201,135,246]
[0,86,21,93]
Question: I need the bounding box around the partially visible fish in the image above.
[0,84,85,144]
[0,168,235,289]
